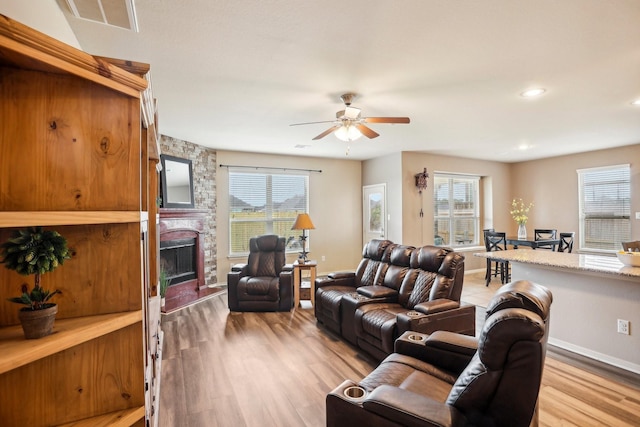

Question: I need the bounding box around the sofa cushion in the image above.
[360,353,456,397]
[238,276,279,301]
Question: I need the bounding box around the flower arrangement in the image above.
[510,198,534,225]
[1,227,70,310]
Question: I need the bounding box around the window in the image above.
[577,164,630,252]
[433,174,480,247]
[228,169,309,255]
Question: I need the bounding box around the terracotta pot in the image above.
[18,304,58,339]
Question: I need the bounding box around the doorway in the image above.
[363,184,386,246]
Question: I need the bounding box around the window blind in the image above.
[228,170,309,255]
[577,164,630,251]
[433,174,480,247]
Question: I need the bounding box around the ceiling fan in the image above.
[290,93,410,142]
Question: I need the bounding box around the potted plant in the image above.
[159,267,170,308]
[1,227,70,339]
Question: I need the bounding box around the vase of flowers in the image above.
[511,198,533,239]
[1,227,70,339]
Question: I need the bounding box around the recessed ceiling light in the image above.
[520,88,546,98]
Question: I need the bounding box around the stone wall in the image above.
[159,135,217,285]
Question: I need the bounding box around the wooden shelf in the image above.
[57,406,145,427]
[0,211,148,227]
[0,311,142,374]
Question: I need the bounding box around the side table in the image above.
[293,260,317,307]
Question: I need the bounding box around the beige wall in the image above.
[362,152,512,271]
[216,150,363,282]
[360,145,639,272]
[510,144,640,246]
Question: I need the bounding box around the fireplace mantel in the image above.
[159,208,208,311]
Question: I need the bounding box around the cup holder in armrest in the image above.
[350,292,367,301]
[406,310,421,317]
[407,333,426,342]
[343,385,367,400]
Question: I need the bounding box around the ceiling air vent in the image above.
[64,0,139,32]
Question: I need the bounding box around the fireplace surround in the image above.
[159,208,207,311]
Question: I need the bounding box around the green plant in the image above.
[159,268,170,298]
[1,227,70,310]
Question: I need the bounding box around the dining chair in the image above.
[534,228,557,250]
[483,228,497,282]
[484,231,509,286]
[621,241,640,252]
[557,232,575,253]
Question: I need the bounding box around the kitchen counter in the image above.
[475,250,640,374]
[475,250,640,280]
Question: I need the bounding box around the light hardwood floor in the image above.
[159,272,640,426]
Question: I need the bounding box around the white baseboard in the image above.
[549,337,640,375]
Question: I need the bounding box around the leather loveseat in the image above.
[316,240,475,360]
[326,280,553,427]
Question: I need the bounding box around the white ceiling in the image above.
[56,0,640,162]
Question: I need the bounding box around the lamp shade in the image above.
[334,124,362,142]
[291,213,315,230]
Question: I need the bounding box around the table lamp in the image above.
[291,213,315,261]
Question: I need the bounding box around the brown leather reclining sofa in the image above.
[326,280,553,427]
[315,239,475,360]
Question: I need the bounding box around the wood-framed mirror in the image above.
[160,154,195,208]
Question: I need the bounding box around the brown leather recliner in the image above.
[227,235,293,312]
[327,280,553,427]
[351,246,472,360]
[315,239,395,334]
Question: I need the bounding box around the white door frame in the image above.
[363,183,386,246]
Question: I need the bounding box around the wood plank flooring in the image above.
[159,273,640,426]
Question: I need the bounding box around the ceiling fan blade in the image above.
[290,120,337,126]
[363,117,410,124]
[356,124,380,139]
[312,125,342,140]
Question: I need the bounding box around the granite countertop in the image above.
[475,250,640,279]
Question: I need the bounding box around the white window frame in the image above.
[228,169,309,256]
[577,164,631,253]
[433,173,480,248]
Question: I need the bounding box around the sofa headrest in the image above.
[251,234,285,252]
[438,251,465,279]
[410,246,451,272]
[389,245,414,267]
[478,308,545,370]
[363,239,394,261]
[485,280,552,321]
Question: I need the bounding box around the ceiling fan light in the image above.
[335,125,362,142]
[520,88,546,98]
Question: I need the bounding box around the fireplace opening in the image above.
[160,238,197,285]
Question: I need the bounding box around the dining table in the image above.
[506,236,561,250]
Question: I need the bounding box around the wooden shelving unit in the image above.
[0,14,161,427]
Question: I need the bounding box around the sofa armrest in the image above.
[316,271,357,289]
[363,385,465,427]
[230,263,248,274]
[414,298,459,314]
[357,285,398,299]
[395,330,478,375]
[279,268,294,310]
[397,302,476,337]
